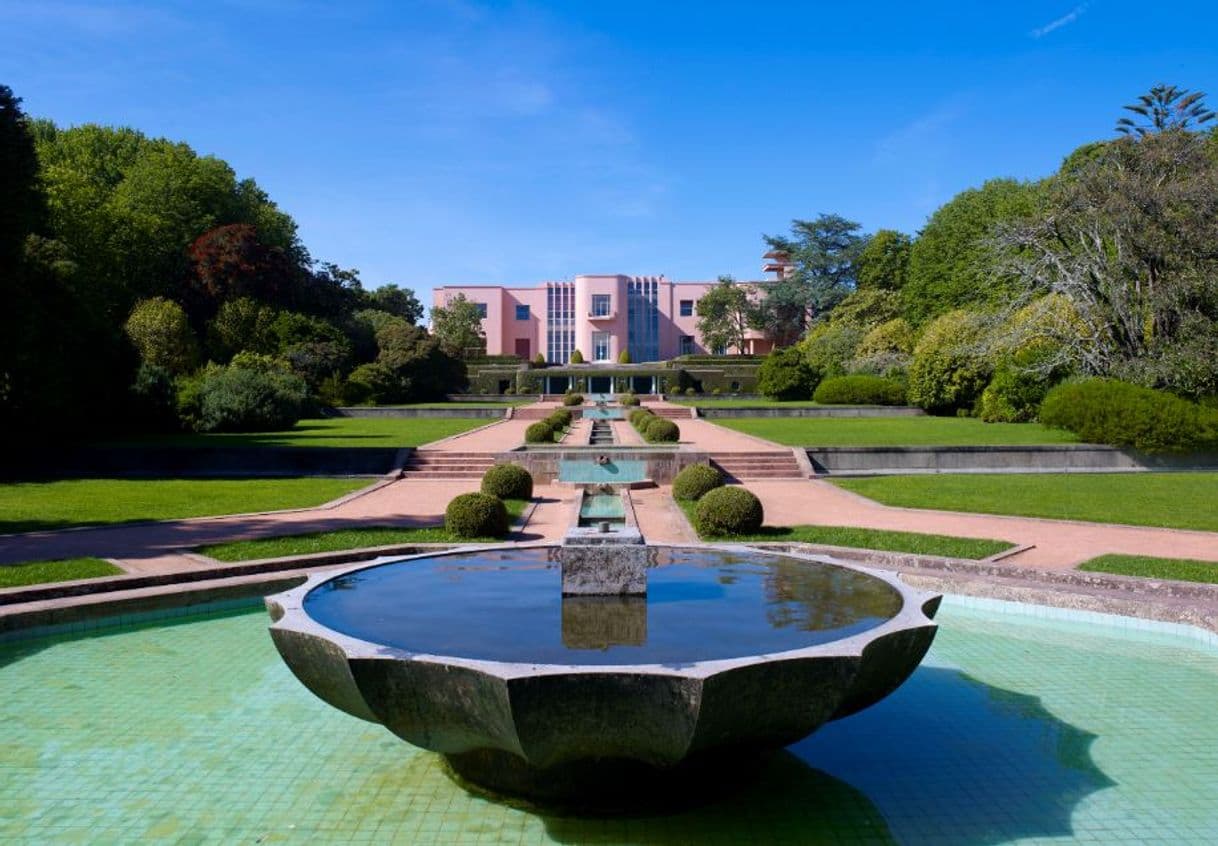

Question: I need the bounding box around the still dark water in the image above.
[304,547,902,665]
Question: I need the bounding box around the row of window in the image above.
[478,299,695,321]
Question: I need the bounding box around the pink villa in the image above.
[432,251,791,365]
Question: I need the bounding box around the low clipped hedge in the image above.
[695,486,764,536]
[562,393,584,407]
[525,421,554,443]
[481,463,533,500]
[672,464,725,501]
[444,492,509,538]
[1039,378,1218,453]
[629,408,653,427]
[547,408,573,428]
[643,417,680,443]
[812,375,906,405]
[619,393,640,407]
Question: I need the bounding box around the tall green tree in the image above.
[855,229,911,291]
[903,178,1045,326]
[1116,83,1215,137]
[995,129,1218,397]
[694,276,757,354]
[430,293,486,359]
[368,284,424,324]
[756,214,865,344]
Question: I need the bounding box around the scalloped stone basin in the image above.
[265,544,940,802]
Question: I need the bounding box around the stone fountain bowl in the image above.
[265,543,941,802]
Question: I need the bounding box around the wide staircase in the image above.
[401,450,498,480]
[648,406,694,420]
[709,450,805,481]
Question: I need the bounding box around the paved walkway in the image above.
[743,478,1218,569]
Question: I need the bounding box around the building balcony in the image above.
[587,310,617,320]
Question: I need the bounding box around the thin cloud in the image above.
[1030,3,1089,38]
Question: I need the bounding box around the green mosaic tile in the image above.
[1,598,1216,843]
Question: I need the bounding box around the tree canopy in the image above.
[694,276,757,355]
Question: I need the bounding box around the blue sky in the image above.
[3,1,1216,305]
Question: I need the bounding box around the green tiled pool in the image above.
[3,597,1217,844]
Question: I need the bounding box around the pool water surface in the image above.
[2,597,1216,844]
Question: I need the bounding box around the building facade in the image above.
[433,255,791,364]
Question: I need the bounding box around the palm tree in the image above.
[1116,84,1216,137]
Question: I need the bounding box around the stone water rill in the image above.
[265,540,940,805]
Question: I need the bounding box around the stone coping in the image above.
[805,445,1218,475]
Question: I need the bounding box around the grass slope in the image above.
[200,500,529,561]
[714,416,1078,446]
[0,558,123,588]
[102,417,487,449]
[669,399,828,408]
[1079,554,1218,585]
[833,472,1218,532]
[0,477,369,535]
[675,500,1012,559]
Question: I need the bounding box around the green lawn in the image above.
[0,477,369,535]
[102,417,487,449]
[1078,554,1218,585]
[675,500,1013,559]
[714,416,1078,446]
[833,472,1218,532]
[376,401,528,408]
[0,557,124,588]
[669,399,827,408]
[200,499,529,561]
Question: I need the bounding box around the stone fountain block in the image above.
[558,539,649,595]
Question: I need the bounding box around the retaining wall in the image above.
[806,445,1218,476]
[698,405,925,419]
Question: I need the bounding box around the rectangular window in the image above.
[591,294,611,317]
[679,335,695,356]
[515,304,530,321]
[593,332,610,361]
[679,299,694,317]
[474,302,488,319]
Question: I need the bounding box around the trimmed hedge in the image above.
[643,417,680,443]
[444,492,509,538]
[1039,378,1218,453]
[672,464,725,501]
[525,421,554,443]
[695,486,764,536]
[481,463,533,500]
[812,375,906,405]
[629,408,654,427]
[562,393,584,406]
[548,408,573,428]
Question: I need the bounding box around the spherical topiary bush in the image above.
[629,408,653,428]
[525,421,554,443]
[445,492,509,538]
[563,393,584,407]
[644,417,680,443]
[683,387,697,396]
[812,375,907,405]
[695,486,764,537]
[481,463,534,500]
[672,464,725,501]
[548,408,572,428]
[569,350,585,364]
[619,393,640,407]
